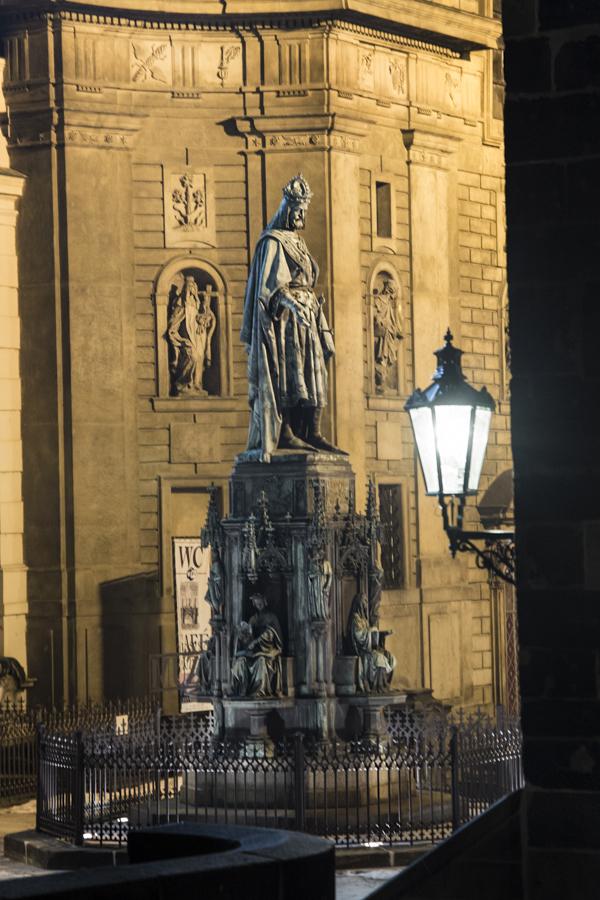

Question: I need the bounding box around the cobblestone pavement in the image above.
[0,857,60,882]
[0,863,402,895]
[0,799,36,841]
[336,867,402,899]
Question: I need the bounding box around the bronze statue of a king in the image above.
[240,175,346,460]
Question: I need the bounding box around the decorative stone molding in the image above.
[268,133,321,148]
[64,128,131,148]
[276,89,309,98]
[8,130,55,149]
[234,114,367,154]
[244,131,362,153]
[402,129,460,170]
[171,90,203,99]
[0,6,499,58]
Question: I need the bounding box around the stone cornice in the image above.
[402,127,461,169]
[7,108,142,150]
[0,0,501,56]
[233,113,369,152]
[0,167,26,186]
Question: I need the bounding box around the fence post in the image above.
[450,726,460,832]
[35,723,44,833]
[73,730,85,846]
[293,733,305,832]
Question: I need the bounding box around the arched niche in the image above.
[153,256,232,399]
[365,261,404,396]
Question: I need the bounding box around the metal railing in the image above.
[0,698,159,806]
[35,706,523,848]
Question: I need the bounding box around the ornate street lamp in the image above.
[405,329,515,584]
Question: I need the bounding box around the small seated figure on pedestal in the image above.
[231,594,283,698]
[348,592,396,694]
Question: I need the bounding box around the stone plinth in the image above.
[229,450,356,521]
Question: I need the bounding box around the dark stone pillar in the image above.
[505,0,600,896]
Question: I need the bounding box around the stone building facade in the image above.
[0,0,511,711]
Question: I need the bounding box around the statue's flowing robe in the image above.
[168,291,215,394]
[247,611,283,697]
[350,599,373,694]
[240,229,335,460]
[374,294,401,368]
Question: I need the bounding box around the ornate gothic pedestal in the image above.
[202,450,420,743]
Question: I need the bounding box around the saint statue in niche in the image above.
[167,273,216,396]
[240,174,346,460]
[348,591,396,693]
[372,274,402,393]
[230,594,283,698]
[204,555,224,619]
[307,556,333,622]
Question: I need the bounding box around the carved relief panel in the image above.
[367,267,403,395]
[130,38,172,85]
[415,58,481,120]
[358,47,375,91]
[356,43,407,101]
[171,40,242,91]
[163,168,216,249]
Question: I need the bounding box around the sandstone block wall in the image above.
[0,1,510,710]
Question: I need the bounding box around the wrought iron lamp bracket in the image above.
[439,494,515,586]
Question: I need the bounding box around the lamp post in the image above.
[405,330,515,585]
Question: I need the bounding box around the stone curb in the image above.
[4,832,127,870]
[335,846,429,869]
[5,830,430,872]
[0,823,335,899]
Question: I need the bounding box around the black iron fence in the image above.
[36,706,523,849]
[0,698,159,806]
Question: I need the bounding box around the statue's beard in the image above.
[287,208,306,231]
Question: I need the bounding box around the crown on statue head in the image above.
[283,174,313,206]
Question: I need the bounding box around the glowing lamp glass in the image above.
[405,330,495,499]
[409,402,493,497]
[408,407,438,494]
[468,407,492,492]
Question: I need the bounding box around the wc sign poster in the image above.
[172,537,211,711]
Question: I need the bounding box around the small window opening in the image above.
[375,181,393,238]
